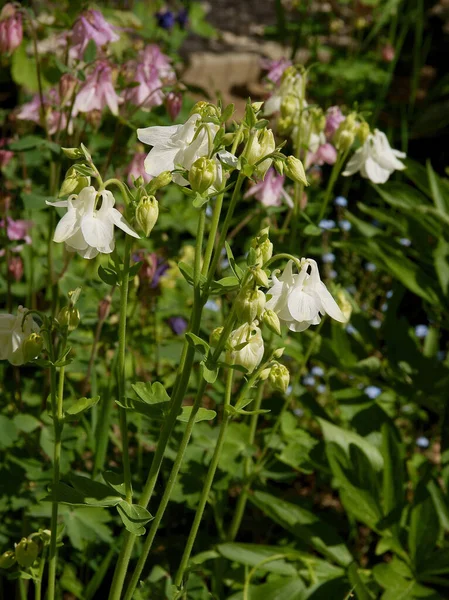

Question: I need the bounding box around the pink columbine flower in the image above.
[325,106,345,140]
[244,168,292,208]
[1,216,33,243]
[307,143,338,168]
[0,3,23,54]
[261,57,292,85]
[73,62,122,116]
[70,9,119,59]
[381,43,395,63]
[17,89,70,135]
[0,139,13,168]
[126,152,153,186]
[122,45,175,111]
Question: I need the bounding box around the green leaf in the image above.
[102,471,127,497]
[217,543,298,575]
[178,261,207,287]
[21,192,55,211]
[211,276,239,293]
[185,333,210,357]
[65,396,100,418]
[348,562,376,600]
[427,160,449,213]
[176,406,216,423]
[408,485,440,567]
[132,381,170,404]
[192,193,210,208]
[381,423,405,521]
[303,224,323,236]
[98,265,118,286]
[249,491,353,567]
[11,44,43,92]
[83,39,97,63]
[13,414,40,433]
[0,415,19,449]
[116,500,153,536]
[427,479,449,532]
[47,481,122,507]
[433,238,449,297]
[348,356,381,375]
[118,381,172,420]
[237,578,306,600]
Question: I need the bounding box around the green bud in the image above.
[61,147,84,160]
[147,171,172,194]
[210,326,224,347]
[259,367,271,381]
[22,333,44,363]
[280,95,298,119]
[135,195,159,237]
[254,267,269,288]
[269,362,290,393]
[335,129,355,152]
[272,347,285,359]
[59,167,90,197]
[358,122,370,144]
[252,101,264,113]
[134,175,145,188]
[246,129,276,178]
[188,157,217,194]
[254,238,273,268]
[274,158,284,175]
[263,309,281,336]
[284,156,309,186]
[0,550,16,569]
[15,538,39,568]
[236,288,265,323]
[58,305,80,331]
[278,116,293,135]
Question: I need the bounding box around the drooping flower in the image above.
[228,321,264,373]
[342,129,406,184]
[261,57,292,86]
[73,62,122,116]
[166,92,182,121]
[266,259,346,332]
[244,168,292,208]
[0,3,23,54]
[168,316,188,335]
[264,67,304,116]
[47,186,139,259]
[17,90,70,135]
[70,9,119,59]
[324,106,345,140]
[1,216,33,243]
[306,143,337,168]
[0,306,40,366]
[137,113,219,185]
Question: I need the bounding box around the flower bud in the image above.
[135,195,159,237]
[335,130,355,152]
[280,95,298,118]
[259,367,271,380]
[228,322,264,373]
[251,101,264,112]
[58,306,80,331]
[269,363,290,393]
[166,92,182,121]
[272,347,285,359]
[0,4,23,54]
[59,74,77,106]
[210,326,224,347]
[0,550,15,569]
[263,309,281,336]
[284,156,309,186]
[336,290,352,323]
[274,158,284,175]
[246,129,276,179]
[15,538,39,568]
[59,167,90,197]
[358,122,370,144]
[61,147,84,160]
[98,295,112,321]
[22,333,44,363]
[188,157,217,194]
[147,171,172,194]
[236,288,266,323]
[254,267,269,288]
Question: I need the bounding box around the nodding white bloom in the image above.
[266,259,346,332]
[47,186,139,259]
[137,113,219,185]
[228,322,264,373]
[342,129,406,184]
[264,68,304,116]
[0,307,40,366]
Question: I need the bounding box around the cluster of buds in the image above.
[0,529,50,571]
[333,113,369,153]
[260,360,290,393]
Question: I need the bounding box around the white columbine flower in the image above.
[47,186,139,259]
[137,113,219,185]
[342,129,406,184]
[228,321,264,373]
[266,259,346,332]
[0,306,40,366]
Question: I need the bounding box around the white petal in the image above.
[81,214,114,252]
[144,146,178,177]
[46,200,69,207]
[362,157,391,184]
[110,208,140,238]
[316,282,346,322]
[342,150,364,177]
[137,124,181,147]
[287,288,320,323]
[53,207,80,243]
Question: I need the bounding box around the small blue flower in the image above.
[317,384,326,394]
[329,269,337,279]
[322,252,335,264]
[168,316,188,335]
[437,350,446,361]
[319,219,336,230]
[221,259,230,270]
[381,303,388,312]
[401,404,414,414]
[311,366,324,376]
[415,324,429,339]
[399,238,411,247]
[346,285,356,294]
[204,299,220,312]
[177,8,189,28]
[370,319,382,329]
[365,386,382,399]
[156,10,176,29]
[365,262,377,272]
[339,219,352,232]
[293,407,304,417]
[302,376,316,386]
[334,196,347,207]
[416,436,430,449]
[386,290,393,299]
[346,324,357,335]
[286,385,293,396]
[206,206,213,218]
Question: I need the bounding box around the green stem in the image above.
[227,384,264,541]
[174,367,234,589]
[93,350,119,477]
[47,359,65,600]
[118,236,133,503]
[123,376,208,600]
[316,150,347,225]
[35,547,46,600]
